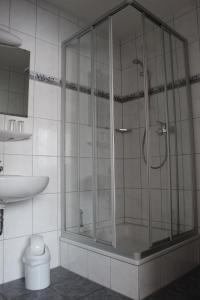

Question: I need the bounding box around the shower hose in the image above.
[142,128,168,169]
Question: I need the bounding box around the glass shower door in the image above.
[142,14,195,250]
[63,17,116,246]
[164,33,195,237]
[64,32,95,239]
[94,18,116,246]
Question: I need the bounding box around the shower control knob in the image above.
[156,121,167,136]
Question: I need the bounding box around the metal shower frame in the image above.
[60,0,198,256]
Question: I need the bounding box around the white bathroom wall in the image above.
[0,0,83,283]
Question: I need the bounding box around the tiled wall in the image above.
[0,0,83,283]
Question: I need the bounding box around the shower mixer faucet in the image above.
[156,121,167,136]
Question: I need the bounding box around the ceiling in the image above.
[47,0,196,41]
[47,0,195,23]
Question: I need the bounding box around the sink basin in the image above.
[0,175,49,204]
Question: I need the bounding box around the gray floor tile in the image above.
[13,287,65,300]
[81,288,131,300]
[0,278,29,300]
[0,292,7,300]
[52,276,102,299]
[50,267,80,285]
[1,266,200,300]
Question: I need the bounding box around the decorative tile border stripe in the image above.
[65,81,123,102]
[29,70,200,103]
[29,71,123,102]
[29,70,61,86]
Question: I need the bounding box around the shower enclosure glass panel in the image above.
[142,17,172,246]
[64,33,94,239]
[94,20,114,245]
[64,20,114,245]
[164,34,194,236]
[61,0,197,258]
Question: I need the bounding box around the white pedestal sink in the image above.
[0,175,49,204]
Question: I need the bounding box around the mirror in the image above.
[0,45,30,117]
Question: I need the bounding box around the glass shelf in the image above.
[0,130,32,141]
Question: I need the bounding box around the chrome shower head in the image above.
[132,58,143,68]
[132,58,144,76]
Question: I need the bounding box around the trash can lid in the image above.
[23,245,51,267]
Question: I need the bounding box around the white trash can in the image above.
[23,235,51,290]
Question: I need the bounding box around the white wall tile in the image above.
[65,123,78,157]
[88,252,110,287]
[97,190,111,223]
[80,158,92,191]
[4,199,32,239]
[115,159,123,189]
[37,0,59,15]
[4,236,29,282]
[97,128,110,158]
[33,193,58,233]
[4,155,32,176]
[65,90,78,123]
[34,82,58,120]
[139,257,162,299]
[80,191,92,225]
[124,128,140,158]
[189,41,200,76]
[10,0,36,36]
[80,125,92,157]
[97,159,111,189]
[123,100,139,129]
[116,189,124,220]
[35,39,58,77]
[60,241,69,268]
[124,159,141,188]
[125,189,141,220]
[121,39,136,70]
[33,118,58,156]
[66,243,88,277]
[59,17,79,43]
[33,156,58,194]
[65,192,79,229]
[122,66,138,95]
[175,10,198,43]
[65,158,78,192]
[111,259,139,300]
[115,131,123,159]
[0,0,9,27]
[36,6,58,45]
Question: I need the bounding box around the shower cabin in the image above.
[60,0,197,259]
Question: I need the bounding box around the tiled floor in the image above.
[1,266,200,300]
[0,267,130,300]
